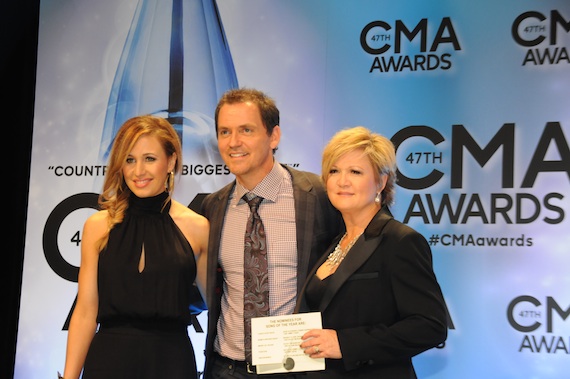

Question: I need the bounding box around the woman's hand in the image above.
[300,329,342,359]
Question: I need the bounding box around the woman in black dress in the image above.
[296,126,447,378]
[60,115,209,379]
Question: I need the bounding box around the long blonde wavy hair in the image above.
[97,115,182,250]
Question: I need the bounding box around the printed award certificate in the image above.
[251,312,325,374]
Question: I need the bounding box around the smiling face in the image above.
[122,135,176,198]
[326,149,386,217]
[216,101,280,189]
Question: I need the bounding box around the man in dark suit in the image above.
[200,88,341,378]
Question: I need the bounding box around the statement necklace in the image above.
[326,232,362,266]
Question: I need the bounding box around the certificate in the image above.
[251,312,325,374]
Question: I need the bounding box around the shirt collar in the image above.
[235,160,287,204]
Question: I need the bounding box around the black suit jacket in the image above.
[200,164,342,376]
[295,206,448,379]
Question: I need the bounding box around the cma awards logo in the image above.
[507,295,569,354]
[512,9,570,66]
[394,122,568,225]
[359,17,462,73]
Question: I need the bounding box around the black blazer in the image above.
[295,206,448,379]
[200,164,342,376]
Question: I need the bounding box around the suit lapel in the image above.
[318,207,394,312]
[205,182,235,310]
[209,183,234,255]
[318,234,381,311]
[285,166,317,294]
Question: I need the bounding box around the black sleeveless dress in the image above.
[83,192,198,379]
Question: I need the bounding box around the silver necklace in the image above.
[326,232,362,266]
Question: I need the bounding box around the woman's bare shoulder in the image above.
[170,200,209,229]
[84,210,108,234]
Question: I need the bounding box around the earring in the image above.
[165,171,174,193]
[374,192,381,204]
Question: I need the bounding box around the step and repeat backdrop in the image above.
[17,0,569,378]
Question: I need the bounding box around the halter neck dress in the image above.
[82,191,199,379]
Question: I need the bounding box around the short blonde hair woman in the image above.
[296,126,447,379]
